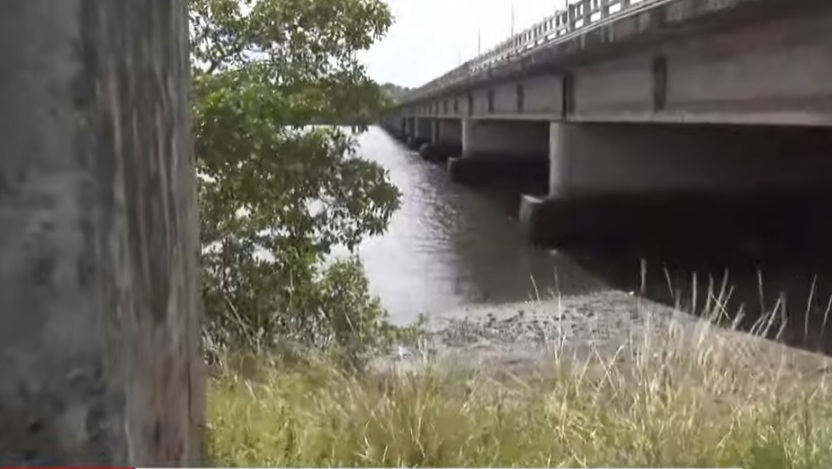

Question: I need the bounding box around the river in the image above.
[351,126,831,353]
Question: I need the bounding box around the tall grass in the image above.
[207,295,831,469]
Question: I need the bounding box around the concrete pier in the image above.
[520,122,831,245]
[383,0,830,250]
[447,119,549,187]
[399,117,408,137]
[406,117,432,150]
[420,119,463,162]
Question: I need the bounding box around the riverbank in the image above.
[351,127,830,353]
[370,290,829,377]
[207,292,831,468]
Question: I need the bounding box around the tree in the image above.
[380,82,412,103]
[189,0,404,361]
[0,1,203,464]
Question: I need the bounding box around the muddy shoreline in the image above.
[372,290,830,378]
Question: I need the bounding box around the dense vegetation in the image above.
[380,82,412,102]
[189,0,412,363]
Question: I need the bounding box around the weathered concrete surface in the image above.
[419,119,463,162]
[434,119,463,144]
[515,121,830,245]
[400,0,830,126]
[415,117,433,140]
[402,117,431,150]
[519,189,831,247]
[0,0,204,465]
[548,122,831,197]
[406,116,416,136]
[445,119,550,185]
[462,119,549,159]
[406,0,828,101]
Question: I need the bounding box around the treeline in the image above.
[380,82,412,103]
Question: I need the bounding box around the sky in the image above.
[359,0,571,88]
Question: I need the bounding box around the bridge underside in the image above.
[376,0,831,246]
[398,0,830,127]
[381,115,830,245]
[523,121,829,245]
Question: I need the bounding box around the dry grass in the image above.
[207,299,831,468]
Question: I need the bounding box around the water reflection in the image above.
[355,127,609,322]
[353,127,831,354]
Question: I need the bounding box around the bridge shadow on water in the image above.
[479,180,832,356]
[559,196,832,356]
[401,128,830,355]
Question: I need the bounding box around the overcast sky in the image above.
[359,0,571,88]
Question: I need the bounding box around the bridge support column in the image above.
[379,114,402,139]
[406,117,433,150]
[397,117,407,139]
[447,119,549,187]
[404,117,416,144]
[519,122,830,246]
[419,119,463,162]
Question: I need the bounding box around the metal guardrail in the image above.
[402,0,661,103]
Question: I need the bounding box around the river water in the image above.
[350,126,831,353]
[353,127,605,322]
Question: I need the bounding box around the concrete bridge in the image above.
[381,0,831,245]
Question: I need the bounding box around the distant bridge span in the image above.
[382,0,830,245]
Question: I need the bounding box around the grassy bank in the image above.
[207,313,831,469]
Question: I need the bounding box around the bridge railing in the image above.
[403,0,661,103]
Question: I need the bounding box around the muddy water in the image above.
[353,127,831,354]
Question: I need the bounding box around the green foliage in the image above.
[380,82,412,103]
[190,0,406,362]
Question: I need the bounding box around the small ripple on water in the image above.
[354,127,607,322]
[354,127,830,354]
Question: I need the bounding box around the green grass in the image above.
[206,314,831,468]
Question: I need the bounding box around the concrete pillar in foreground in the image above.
[420,119,463,162]
[0,0,204,465]
[520,122,831,245]
[448,118,549,186]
